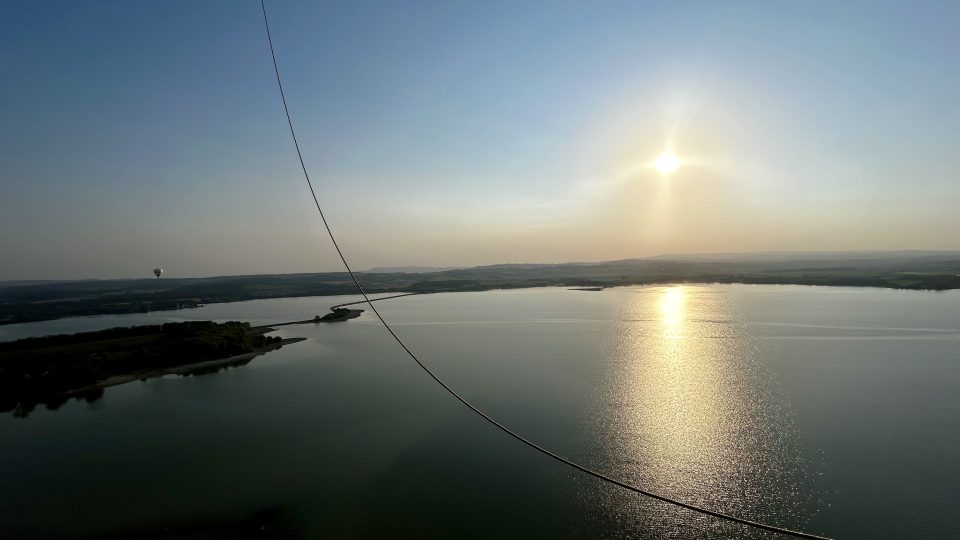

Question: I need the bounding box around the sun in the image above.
[654,151,680,175]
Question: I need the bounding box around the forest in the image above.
[0,321,283,417]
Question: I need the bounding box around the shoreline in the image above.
[3,279,959,328]
[66,337,307,394]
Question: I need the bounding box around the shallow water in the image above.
[1,285,958,539]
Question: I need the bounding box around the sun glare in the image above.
[660,286,685,339]
[654,151,680,175]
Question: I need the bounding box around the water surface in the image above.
[1,285,958,539]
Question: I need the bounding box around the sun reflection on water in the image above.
[660,286,686,341]
[580,286,816,538]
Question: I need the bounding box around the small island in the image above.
[315,307,363,322]
[0,321,303,417]
[263,307,365,329]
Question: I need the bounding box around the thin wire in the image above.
[259,2,831,538]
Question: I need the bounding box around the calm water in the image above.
[1,285,958,539]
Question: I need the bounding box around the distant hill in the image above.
[645,250,960,263]
[365,266,465,273]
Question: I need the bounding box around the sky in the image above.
[1,0,958,279]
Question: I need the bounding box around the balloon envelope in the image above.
[153,268,163,278]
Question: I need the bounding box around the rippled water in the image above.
[1,285,958,539]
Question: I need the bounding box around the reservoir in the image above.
[1,284,958,539]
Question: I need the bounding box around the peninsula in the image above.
[0,321,302,417]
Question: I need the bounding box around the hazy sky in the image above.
[2,1,958,279]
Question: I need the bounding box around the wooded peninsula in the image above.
[0,321,295,417]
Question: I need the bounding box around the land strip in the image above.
[2,252,958,325]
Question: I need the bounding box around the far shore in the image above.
[4,253,957,326]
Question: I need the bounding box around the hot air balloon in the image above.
[153,268,163,278]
